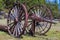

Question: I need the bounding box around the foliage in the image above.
[0,0,4,10]
[2,0,16,9]
[0,0,59,19]
[46,2,59,19]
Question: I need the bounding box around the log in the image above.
[0,25,8,32]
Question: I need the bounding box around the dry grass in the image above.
[0,19,60,40]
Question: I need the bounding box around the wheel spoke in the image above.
[28,5,52,35]
[15,26,18,37]
[18,27,21,35]
[13,26,16,36]
[8,22,14,26]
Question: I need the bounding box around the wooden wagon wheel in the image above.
[7,4,28,37]
[28,5,53,35]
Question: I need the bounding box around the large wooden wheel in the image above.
[7,4,27,37]
[28,5,53,35]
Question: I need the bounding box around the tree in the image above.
[0,0,4,10]
[3,0,15,9]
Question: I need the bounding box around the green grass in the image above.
[0,19,60,40]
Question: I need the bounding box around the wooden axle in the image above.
[30,14,56,24]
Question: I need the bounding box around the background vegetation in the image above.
[0,0,60,19]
